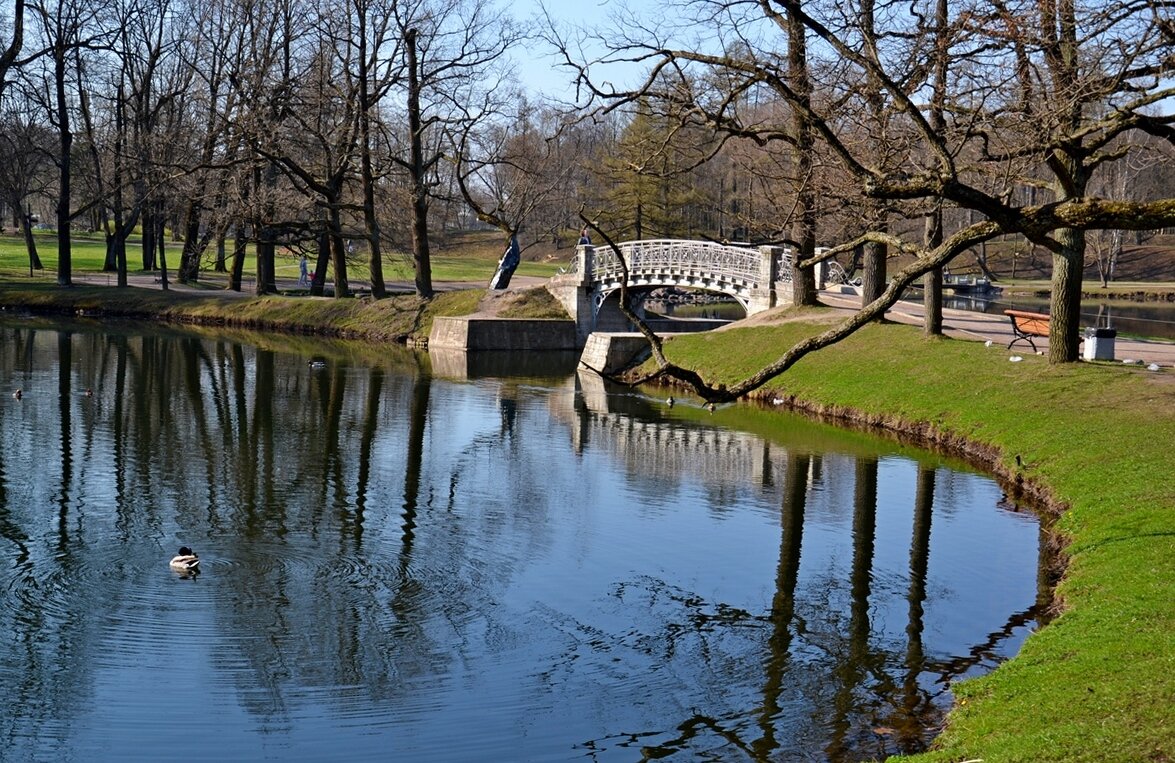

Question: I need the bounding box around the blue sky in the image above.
[508,0,660,100]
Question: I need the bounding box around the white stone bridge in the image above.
[547,239,830,342]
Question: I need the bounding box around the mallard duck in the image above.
[666,396,675,407]
[12,389,21,400]
[308,360,327,369]
[169,546,200,571]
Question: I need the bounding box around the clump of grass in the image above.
[492,286,569,319]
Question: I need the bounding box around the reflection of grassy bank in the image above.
[646,319,1173,763]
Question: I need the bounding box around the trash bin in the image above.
[1083,326,1116,361]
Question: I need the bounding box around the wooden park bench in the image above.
[1003,309,1050,351]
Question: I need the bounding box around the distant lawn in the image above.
[0,230,562,285]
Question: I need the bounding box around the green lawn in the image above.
[0,230,562,285]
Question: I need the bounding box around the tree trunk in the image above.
[923,206,943,336]
[229,225,245,292]
[787,0,819,308]
[921,0,948,336]
[215,233,227,273]
[112,214,128,287]
[1048,227,1084,361]
[54,44,72,287]
[178,201,203,283]
[156,211,169,291]
[1044,0,1086,363]
[405,28,433,298]
[329,203,350,298]
[358,4,385,299]
[861,224,887,308]
[311,225,330,296]
[142,203,156,271]
[254,162,279,295]
[20,209,42,270]
[255,236,275,296]
[858,0,888,313]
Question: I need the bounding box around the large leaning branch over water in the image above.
[602,197,1175,403]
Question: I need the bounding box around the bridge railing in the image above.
[773,249,794,284]
[591,240,763,284]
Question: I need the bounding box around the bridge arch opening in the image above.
[594,286,746,334]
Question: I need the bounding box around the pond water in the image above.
[946,294,1175,340]
[0,319,1048,761]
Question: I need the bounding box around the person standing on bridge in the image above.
[578,228,591,245]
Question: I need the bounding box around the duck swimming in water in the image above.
[12,389,21,400]
[169,546,200,571]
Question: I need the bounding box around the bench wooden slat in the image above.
[1004,309,1050,351]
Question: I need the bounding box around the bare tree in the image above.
[921,0,949,335]
[387,0,521,297]
[974,0,1175,359]
[25,0,116,286]
[0,106,51,270]
[449,95,575,270]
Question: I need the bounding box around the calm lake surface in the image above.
[0,318,1047,762]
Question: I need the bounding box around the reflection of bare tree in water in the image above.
[0,329,1050,757]
[610,452,1044,762]
[351,366,383,550]
[0,328,100,744]
[873,465,938,753]
[317,362,350,526]
[178,336,223,515]
[56,331,73,554]
[397,363,430,569]
[822,456,881,760]
[752,451,811,758]
[0,328,455,739]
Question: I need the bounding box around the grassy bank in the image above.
[647,317,1174,762]
[0,281,568,345]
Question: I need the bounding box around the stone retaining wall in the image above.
[428,317,579,351]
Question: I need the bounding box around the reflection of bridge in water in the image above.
[562,369,788,490]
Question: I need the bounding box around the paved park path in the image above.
[819,289,1175,367]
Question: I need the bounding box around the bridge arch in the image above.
[548,239,820,342]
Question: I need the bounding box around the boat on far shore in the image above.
[906,273,1000,297]
[935,273,1000,296]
